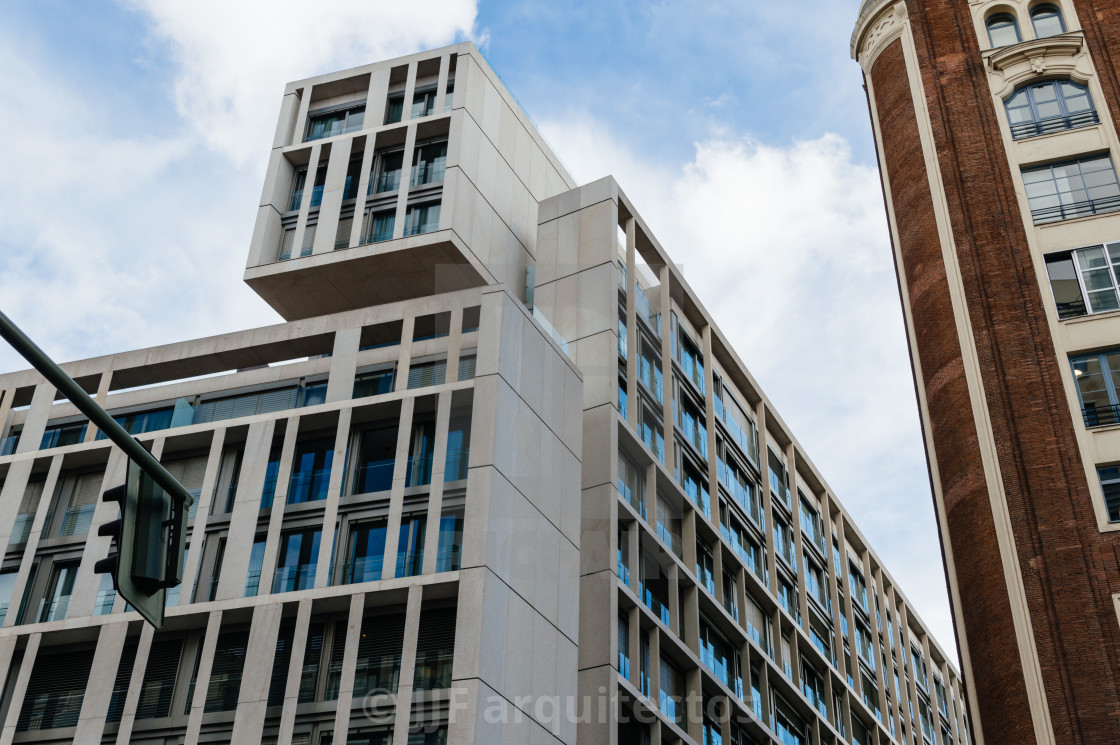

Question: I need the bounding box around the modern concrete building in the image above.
[852,1,1120,743]
[0,42,965,745]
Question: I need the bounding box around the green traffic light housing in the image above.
[94,458,189,628]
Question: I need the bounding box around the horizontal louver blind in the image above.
[19,480,44,514]
[258,387,299,415]
[105,638,139,723]
[325,619,348,700]
[278,227,296,261]
[617,615,628,657]
[415,608,456,654]
[745,595,765,638]
[457,355,476,381]
[301,224,317,257]
[659,657,680,698]
[204,631,249,712]
[71,472,103,507]
[407,361,446,389]
[355,612,405,696]
[164,455,208,497]
[268,621,295,707]
[781,635,792,676]
[298,622,325,703]
[17,648,94,731]
[334,217,353,250]
[137,638,183,719]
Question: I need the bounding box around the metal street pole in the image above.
[0,309,193,510]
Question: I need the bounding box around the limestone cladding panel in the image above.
[869,37,1035,743]
[904,1,1120,740]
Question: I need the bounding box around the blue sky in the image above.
[0,1,955,658]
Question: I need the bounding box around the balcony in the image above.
[640,582,671,626]
[38,595,71,623]
[273,564,316,593]
[340,556,384,584]
[1011,109,1100,140]
[1032,193,1120,224]
[714,397,759,469]
[435,545,461,573]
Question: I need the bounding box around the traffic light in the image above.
[94,458,188,628]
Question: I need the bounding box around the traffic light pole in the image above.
[0,309,194,511]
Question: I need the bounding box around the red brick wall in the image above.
[867,1,1120,742]
[869,38,1035,744]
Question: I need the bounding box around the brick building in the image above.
[852,1,1120,743]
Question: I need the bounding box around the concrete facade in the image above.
[0,42,962,745]
[853,1,1120,743]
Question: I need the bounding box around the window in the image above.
[274,529,320,592]
[436,511,463,571]
[289,436,334,504]
[445,412,471,481]
[204,629,249,712]
[407,359,447,389]
[1023,155,1120,223]
[658,656,682,723]
[396,514,426,577]
[1006,79,1097,139]
[39,561,79,622]
[384,92,404,124]
[361,209,395,244]
[16,647,94,731]
[404,201,441,235]
[352,611,405,696]
[57,470,102,537]
[1045,242,1120,319]
[136,637,183,719]
[352,423,397,494]
[1031,3,1066,37]
[289,162,328,212]
[347,521,387,583]
[354,367,396,398]
[1070,349,1120,426]
[986,12,1022,47]
[305,103,365,142]
[413,607,455,690]
[411,86,438,119]
[12,478,44,545]
[40,420,86,449]
[245,539,265,596]
[410,140,447,186]
[406,417,435,487]
[1096,466,1120,522]
[372,149,404,193]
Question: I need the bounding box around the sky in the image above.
[0,1,956,659]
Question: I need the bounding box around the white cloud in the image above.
[121,0,480,163]
[541,115,957,656]
[0,0,479,371]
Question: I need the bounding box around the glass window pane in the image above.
[1088,289,1120,313]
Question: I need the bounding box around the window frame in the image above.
[1004,79,1098,139]
[303,101,366,143]
[1022,154,1120,223]
[1097,465,1120,523]
[1069,348,1120,426]
[1045,241,1120,319]
[1030,3,1066,38]
[986,12,1023,47]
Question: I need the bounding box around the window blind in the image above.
[457,355,476,381]
[300,224,317,257]
[16,648,94,731]
[407,361,447,389]
[278,227,296,261]
[268,621,296,707]
[334,217,353,250]
[298,622,325,703]
[105,638,139,723]
[163,455,208,498]
[617,615,628,660]
[355,612,405,697]
[204,630,249,712]
[136,637,184,719]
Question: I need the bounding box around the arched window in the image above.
[987,12,1022,47]
[1005,79,1098,138]
[1030,4,1066,38]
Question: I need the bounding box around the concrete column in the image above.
[231,603,284,744]
[72,620,129,744]
[657,267,673,469]
[293,87,312,147]
[364,68,391,132]
[402,60,419,124]
[382,396,416,579]
[626,521,640,593]
[329,593,366,738]
[625,218,638,430]
[184,611,224,745]
[69,448,126,618]
[391,585,424,742]
[701,325,718,531]
[757,405,778,593]
[348,136,378,249]
[113,622,155,745]
[277,599,313,745]
[4,455,61,627]
[788,447,809,633]
[684,665,703,742]
[175,429,226,607]
[627,605,641,689]
[312,136,354,255]
[445,307,463,382]
[0,388,15,444]
[290,143,323,256]
[260,417,300,594]
[436,53,452,114]
[0,461,33,571]
[218,420,276,600]
[0,632,40,745]
[0,639,17,708]
[314,408,352,588]
[83,371,113,443]
[422,390,453,575]
[392,123,419,240]
[326,327,362,403]
[15,383,54,455]
[395,317,416,393]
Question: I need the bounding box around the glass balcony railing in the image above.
[38,595,71,622]
[640,582,671,626]
[395,549,424,578]
[59,505,96,537]
[618,550,630,586]
[339,556,384,584]
[659,691,681,724]
[435,546,461,573]
[352,461,394,495]
[713,397,759,468]
[444,447,470,482]
[699,645,729,687]
[273,564,316,593]
[94,589,115,615]
[405,454,433,488]
[10,514,32,545]
[678,413,708,461]
[288,468,331,504]
[244,570,262,597]
[620,651,630,680]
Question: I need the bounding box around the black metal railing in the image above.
[1011,110,1100,140]
[1032,193,1120,224]
[1083,403,1120,428]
